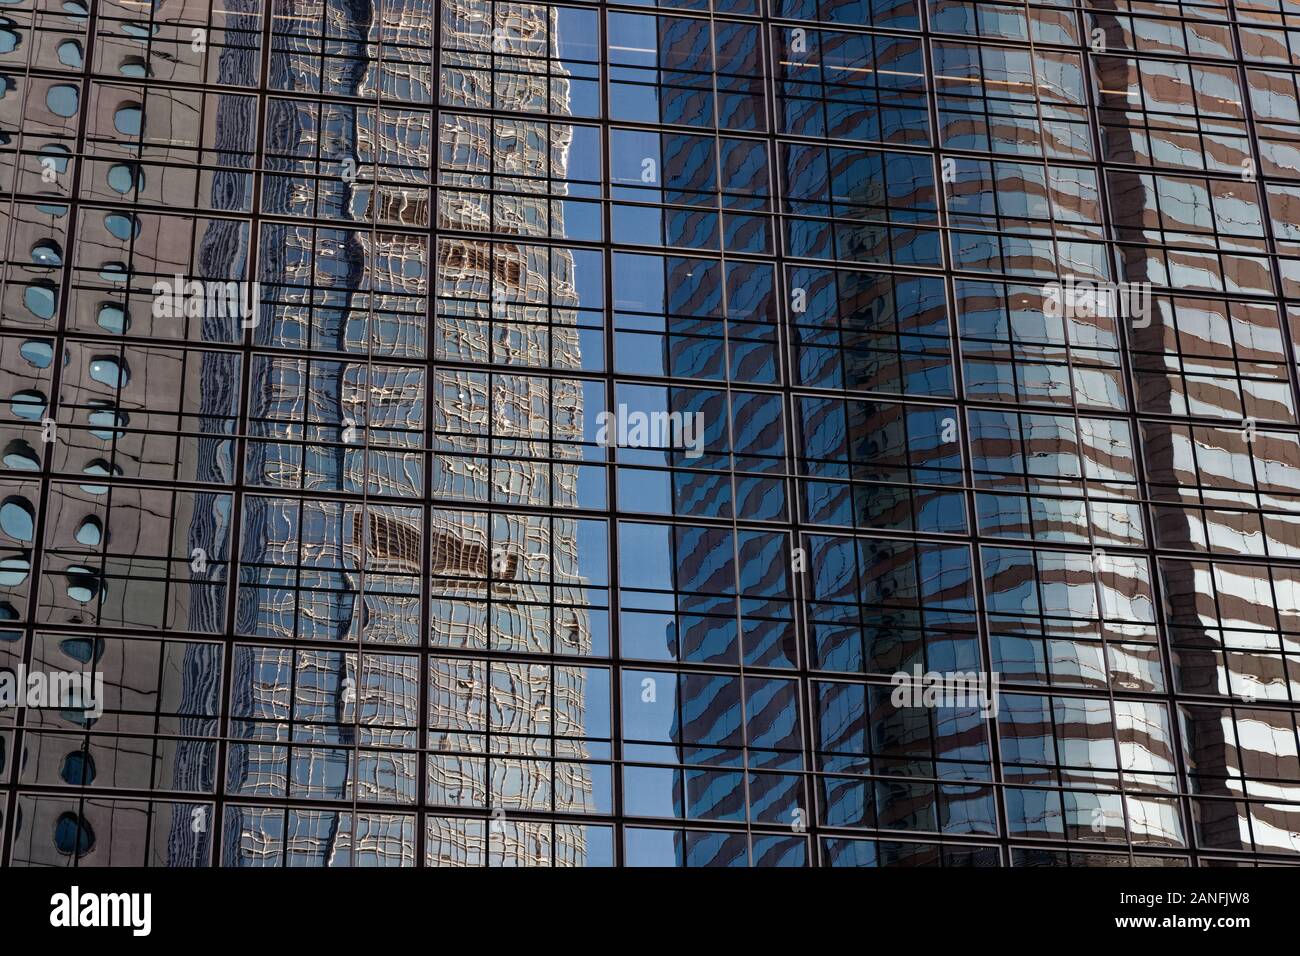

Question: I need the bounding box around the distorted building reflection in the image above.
[4,0,1300,867]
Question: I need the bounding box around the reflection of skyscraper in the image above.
[207,0,595,866]
[222,0,430,865]
[428,0,593,867]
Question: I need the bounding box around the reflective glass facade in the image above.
[2,0,1300,868]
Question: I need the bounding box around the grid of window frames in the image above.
[1,0,1299,867]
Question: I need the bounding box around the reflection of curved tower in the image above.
[225,0,414,865]
[214,0,593,865]
[430,0,593,865]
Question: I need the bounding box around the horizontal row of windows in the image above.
[10,60,1300,160]
[7,792,1292,865]
[2,494,1300,627]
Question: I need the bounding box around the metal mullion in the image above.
[212,0,274,871]
[345,0,385,866]
[418,0,443,870]
[762,0,824,867]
